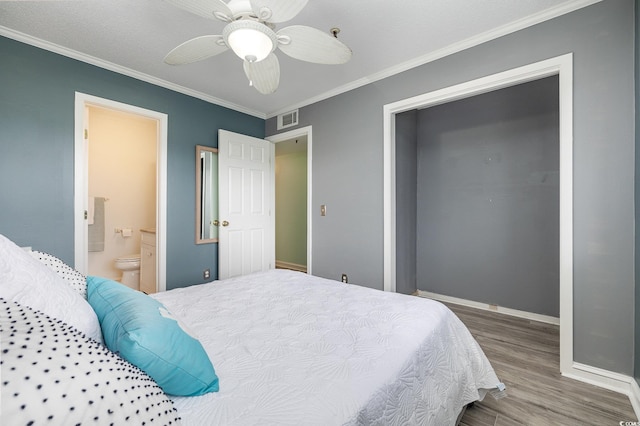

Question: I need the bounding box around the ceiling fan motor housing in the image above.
[223,19,277,62]
[226,0,253,18]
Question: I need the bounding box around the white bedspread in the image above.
[152,270,501,426]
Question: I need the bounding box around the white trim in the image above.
[74,92,168,292]
[565,363,635,395]
[417,290,560,325]
[564,363,639,419]
[266,0,599,118]
[74,102,89,274]
[630,378,640,420]
[0,26,265,120]
[266,126,313,275]
[383,53,573,374]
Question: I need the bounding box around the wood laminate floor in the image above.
[441,302,637,426]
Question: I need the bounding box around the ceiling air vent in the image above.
[277,109,299,130]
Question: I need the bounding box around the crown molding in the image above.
[0,26,266,119]
[266,0,601,118]
[0,0,600,121]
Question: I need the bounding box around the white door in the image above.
[218,129,274,279]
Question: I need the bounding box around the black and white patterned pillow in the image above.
[0,299,182,425]
[30,250,88,299]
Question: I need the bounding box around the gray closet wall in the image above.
[395,110,418,295]
[397,76,560,317]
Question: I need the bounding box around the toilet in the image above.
[114,254,141,290]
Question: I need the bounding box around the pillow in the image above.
[30,250,88,299]
[0,234,103,343]
[87,276,219,396]
[0,298,182,425]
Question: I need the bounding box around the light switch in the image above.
[320,205,327,216]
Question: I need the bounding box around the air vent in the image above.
[277,109,299,130]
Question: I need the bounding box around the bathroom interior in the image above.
[87,105,157,293]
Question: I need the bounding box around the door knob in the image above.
[222,220,229,227]
[213,220,220,227]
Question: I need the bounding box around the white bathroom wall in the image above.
[87,106,157,283]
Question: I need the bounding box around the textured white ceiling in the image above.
[0,0,596,118]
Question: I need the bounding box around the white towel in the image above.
[88,197,105,252]
[88,197,95,225]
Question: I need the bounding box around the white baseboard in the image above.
[566,362,634,395]
[630,378,640,421]
[416,290,560,325]
[564,363,639,421]
[275,260,307,273]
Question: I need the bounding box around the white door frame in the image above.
[383,54,573,374]
[267,125,313,275]
[74,92,168,292]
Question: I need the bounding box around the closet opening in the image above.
[383,54,573,375]
[398,75,559,319]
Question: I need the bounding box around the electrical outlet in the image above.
[203,268,210,280]
[341,273,348,283]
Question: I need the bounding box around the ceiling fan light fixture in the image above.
[223,20,276,63]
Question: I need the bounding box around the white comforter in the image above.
[152,270,501,425]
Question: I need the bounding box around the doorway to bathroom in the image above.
[86,105,156,290]
[74,93,168,292]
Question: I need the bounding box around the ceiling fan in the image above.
[164,0,352,94]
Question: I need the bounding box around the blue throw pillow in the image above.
[86,276,219,396]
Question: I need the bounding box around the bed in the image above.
[0,233,503,425]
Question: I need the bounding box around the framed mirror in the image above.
[196,145,219,244]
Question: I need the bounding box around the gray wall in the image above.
[0,36,264,290]
[415,77,559,317]
[395,110,418,295]
[267,1,636,375]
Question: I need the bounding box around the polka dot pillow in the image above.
[0,235,102,344]
[0,298,182,425]
[30,250,88,299]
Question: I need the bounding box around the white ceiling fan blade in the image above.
[243,53,280,94]
[164,35,228,65]
[165,0,233,21]
[277,25,352,64]
[250,0,308,23]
